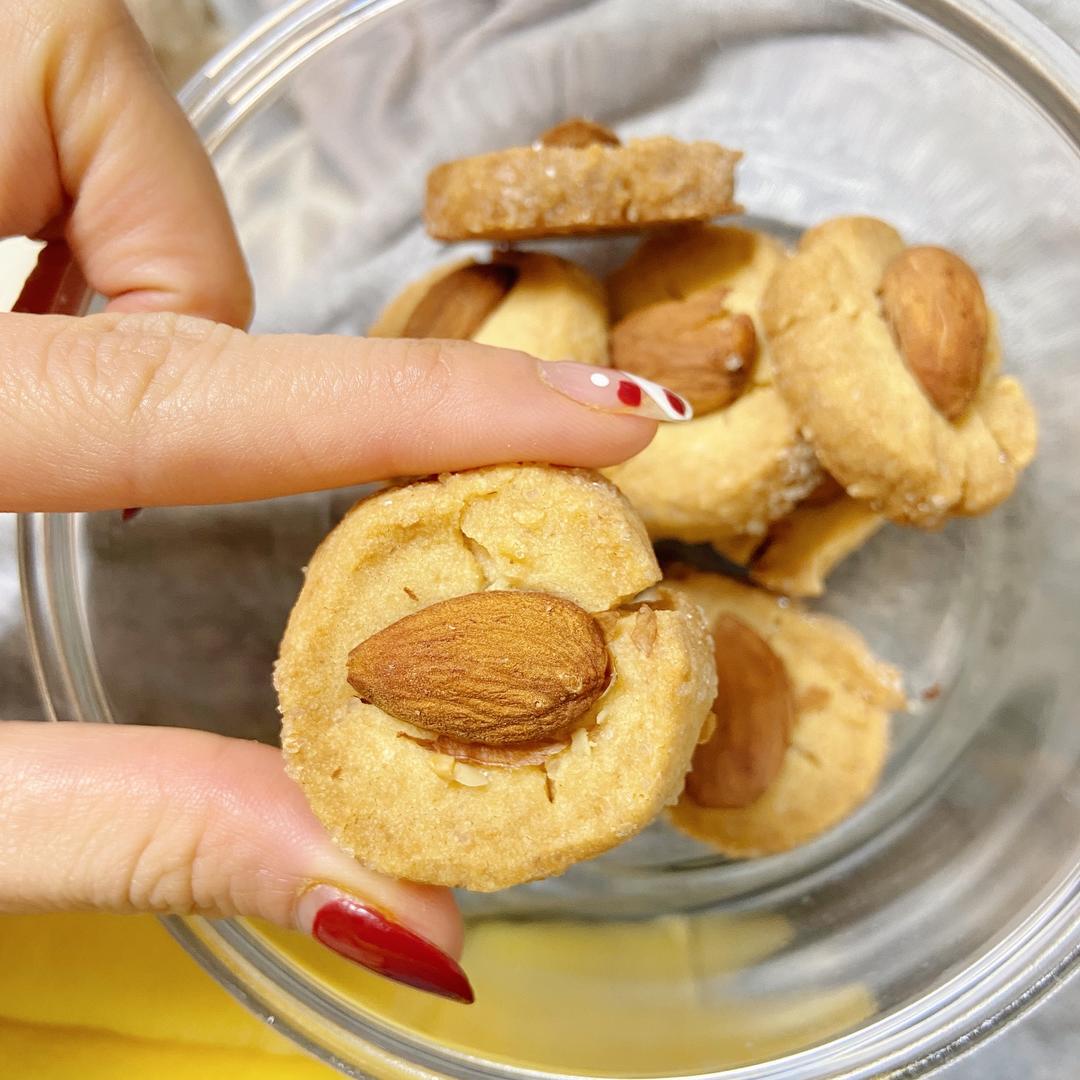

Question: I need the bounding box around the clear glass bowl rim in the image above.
[17,0,1080,1076]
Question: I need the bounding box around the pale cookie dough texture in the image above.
[368,250,610,366]
[719,495,886,599]
[762,216,1037,527]
[668,570,904,857]
[603,226,821,544]
[425,136,741,242]
[277,465,717,891]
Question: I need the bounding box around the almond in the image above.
[401,262,519,339]
[609,285,757,415]
[684,615,794,809]
[879,246,988,420]
[348,591,609,746]
[539,117,621,148]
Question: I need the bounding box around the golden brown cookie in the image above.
[368,250,610,366]
[277,465,717,891]
[425,120,741,243]
[716,483,886,598]
[667,570,904,857]
[602,227,821,543]
[762,216,1037,527]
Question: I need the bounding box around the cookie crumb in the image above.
[631,605,658,656]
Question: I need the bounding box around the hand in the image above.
[1,1,675,1003]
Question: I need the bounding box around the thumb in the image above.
[0,309,687,512]
[0,722,472,1003]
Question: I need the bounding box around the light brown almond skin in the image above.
[401,262,519,339]
[347,591,610,746]
[399,731,567,767]
[879,245,989,421]
[684,614,795,809]
[539,117,621,148]
[609,285,757,416]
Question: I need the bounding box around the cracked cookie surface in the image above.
[668,570,903,857]
[762,217,1037,527]
[277,465,717,891]
[603,226,821,543]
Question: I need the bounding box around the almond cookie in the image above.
[667,569,904,857]
[716,476,885,598]
[602,226,821,544]
[368,250,610,366]
[277,465,717,891]
[425,119,741,243]
[762,216,1037,527]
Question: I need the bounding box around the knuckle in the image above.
[378,337,456,411]
[122,816,199,913]
[22,312,245,501]
[91,313,242,430]
[122,741,244,916]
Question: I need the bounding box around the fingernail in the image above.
[121,507,142,522]
[295,885,474,1004]
[538,360,693,421]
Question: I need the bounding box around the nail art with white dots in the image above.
[538,361,693,421]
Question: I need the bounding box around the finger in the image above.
[4,0,250,325]
[0,311,686,512]
[0,722,472,1003]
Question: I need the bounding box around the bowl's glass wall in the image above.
[36,0,1080,1076]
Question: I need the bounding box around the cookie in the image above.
[608,224,784,389]
[277,465,717,891]
[667,570,904,857]
[369,250,610,366]
[425,119,741,243]
[603,226,821,543]
[762,216,1037,527]
[717,480,885,598]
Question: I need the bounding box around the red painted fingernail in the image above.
[121,507,142,522]
[12,240,88,317]
[296,887,473,1004]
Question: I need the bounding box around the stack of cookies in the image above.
[275,119,1036,890]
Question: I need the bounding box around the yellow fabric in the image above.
[257,913,875,1076]
[0,910,876,1077]
[0,913,335,1078]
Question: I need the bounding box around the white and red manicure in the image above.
[539,361,693,422]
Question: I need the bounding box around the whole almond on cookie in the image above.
[539,117,621,148]
[684,614,794,808]
[401,262,520,339]
[879,245,989,420]
[610,285,758,415]
[347,591,610,746]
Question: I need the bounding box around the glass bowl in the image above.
[19,0,1080,1076]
